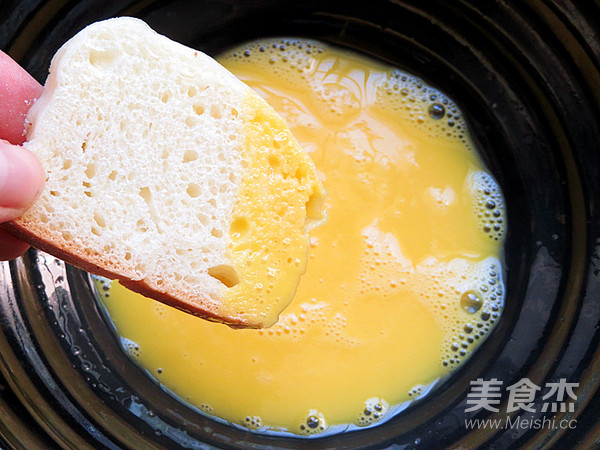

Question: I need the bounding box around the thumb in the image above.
[0,140,45,223]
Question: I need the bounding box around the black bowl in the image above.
[1,1,599,448]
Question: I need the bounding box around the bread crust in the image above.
[1,220,253,328]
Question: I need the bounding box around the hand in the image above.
[0,50,46,260]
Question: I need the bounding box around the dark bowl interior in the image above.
[1,1,599,448]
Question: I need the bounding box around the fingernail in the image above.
[0,142,45,217]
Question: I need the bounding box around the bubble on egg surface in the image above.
[460,291,483,314]
[228,38,325,73]
[223,38,475,136]
[120,337,141,359]
[242,415,263,430]
[356,397,389,427]
[470,171,506,241]
[92,275,112,297]
[428,102,446,120]
[153,302,170,317]
[373,70,470,144]
[298,410,327,435]
[408,385,424,398]
[430,258,505,369]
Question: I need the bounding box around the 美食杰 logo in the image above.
[463,378,578,431]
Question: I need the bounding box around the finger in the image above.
[0,140,46,223]
[0,228,30,261]
[0,50,43,145]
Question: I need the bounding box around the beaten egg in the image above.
[96,38,506,436]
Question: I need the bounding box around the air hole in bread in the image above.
[193,104,204,115]
[139,186,152,203]
[84,191,92,198]
[183,150,198,162]
[231,107,239,117]
[268,154,281,169]
[94,212,106,228]
[138,187,162,233]
[210,104,222,119]
[160,91,171,103]
[211,227,223,238]
[273,139,281,149]
[188,86,197,97]
[40,214,49,224]
[197,213,209,225]
[91,226,102,236]
[50,190,60,197]
[185,275,201,285]
[108,170,117,181]
[207,264,239,288]
[62,231,73,241]
[89,48,121,67]
[124,252,132,261]
[305,192,325,221]
[185,117,197,127]
[81,141,88,152]
[85,163,97,178]
[62,160,72,170]
[136,219,148,232]
[186,183,201,198]
[295,166,307,181]
[230,217,250,240]
[82,181,91,188]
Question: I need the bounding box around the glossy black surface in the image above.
[0,1,599,448]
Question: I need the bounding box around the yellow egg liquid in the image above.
[97,38,506,436]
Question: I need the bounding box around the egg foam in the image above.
[96,38,506,436]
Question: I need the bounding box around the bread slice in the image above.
[3,17,325,328]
